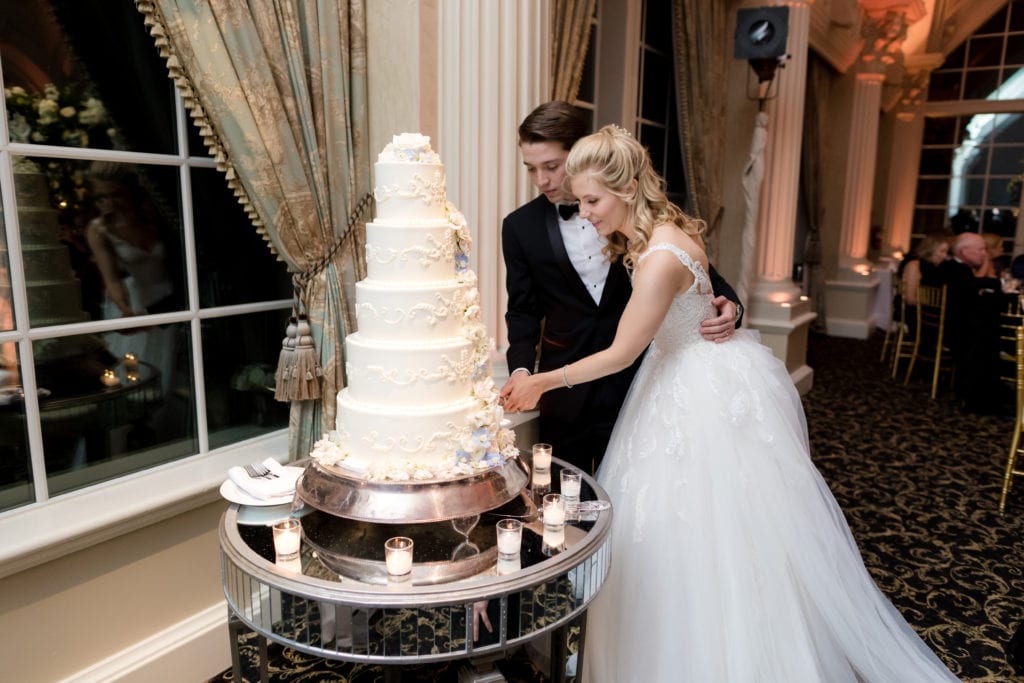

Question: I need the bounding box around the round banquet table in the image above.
[220,459,612,682]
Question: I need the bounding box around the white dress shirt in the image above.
[557,206,610,305]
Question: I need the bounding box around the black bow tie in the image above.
[557,202,579,220]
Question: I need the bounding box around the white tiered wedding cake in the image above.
[310,134,517,482]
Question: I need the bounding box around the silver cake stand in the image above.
[294,457,532,586]
[295,457,530,524]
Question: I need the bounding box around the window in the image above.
[637,0,687,209]
[913,0,1024,250]
[0,0,292,515]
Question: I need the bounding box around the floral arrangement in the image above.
[4,83,115,212]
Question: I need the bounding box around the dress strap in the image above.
[638,242,711,292]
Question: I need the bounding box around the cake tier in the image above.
[373,161,447,221]
[8,207,61,244]
[13,162,52,207]
[344,332,474,407]
[355,279,470,341]
[10,244,75,284]
[0,281,87,327]
[365,221,457,282]
[335,390,477,475]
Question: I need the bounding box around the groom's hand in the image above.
[700,297,738,343]
[500,371,527,412]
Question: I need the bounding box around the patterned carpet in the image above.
[209,331,1024,682]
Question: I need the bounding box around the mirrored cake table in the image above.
[220,459,612,682]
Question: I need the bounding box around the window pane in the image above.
[1005,36,1024,66]
[1012,1,1024,32]
[641,51,670,120]
[927,71,962,101]
[1,1,178,155]
[977,7,1009,36]
[203,310,290,449]
[643,0,671,53]
[912,208,949,234]
[922,117,959,145]
[985,176,1016,205]
[916,178,950,205]
[989,145,1024,174]
[919,147,954,173]
[14,156,187,327]
[41,324,197,495]
[0,356,33,512]
[0,202,13,331]
[967,36,1005,68]
[192,168,291,308]
[963,68,1001,100]
[994,112,1024,143]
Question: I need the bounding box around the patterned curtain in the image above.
[670,0,727,243]
[136,0,372,460]
[551,0,597,101]
[801,54,833,332]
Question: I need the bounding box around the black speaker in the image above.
[734,7,789,60]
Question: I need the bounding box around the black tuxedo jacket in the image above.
[502,195,740,423]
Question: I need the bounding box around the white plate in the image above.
[220,476,298,507]
[236,503,313,526]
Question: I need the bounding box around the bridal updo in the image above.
[564,124,705,271]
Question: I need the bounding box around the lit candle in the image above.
[123,353,138,372]
[532,443,552,470]
[544,504,565,526]
[385,537,414,578]
[100,369,120,387]
[496,518,522,555]
[272,519,302,559]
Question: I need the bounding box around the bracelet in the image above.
[562,365,574,389]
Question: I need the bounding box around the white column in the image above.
[824,4,924,339]
[837,68,886,268]
[436,1,550,354]
[743,0,817,395]
[750,0,811,305]
[882,110,925,256]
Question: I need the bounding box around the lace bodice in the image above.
[636,242,717,351]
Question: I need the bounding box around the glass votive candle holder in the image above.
[275,555,302,574]
[560,467,582,514]
[384,536,414,583]
[272,518,302,561]
[542,493,566,553]
[495,518,523,558]
[532,443,553,471]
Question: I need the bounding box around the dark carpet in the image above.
[209,331,1024,682]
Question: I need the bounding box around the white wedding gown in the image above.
[581,243,957,682]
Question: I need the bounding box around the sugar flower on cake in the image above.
[310,433,348,466]
[379,133,441,163]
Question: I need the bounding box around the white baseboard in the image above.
[59,602,230,683]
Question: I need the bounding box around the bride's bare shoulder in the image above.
[649,224,708,271]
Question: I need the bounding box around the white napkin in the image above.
[227,458,300,500]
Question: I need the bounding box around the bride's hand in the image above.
[503,374,546,412]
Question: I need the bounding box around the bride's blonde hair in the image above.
[565,125,705,271]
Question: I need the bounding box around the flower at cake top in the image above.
[378,133,441,163]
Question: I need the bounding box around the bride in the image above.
[500,125,958,681]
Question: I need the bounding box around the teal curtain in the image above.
[551,0,597,101]
[671,0,728,246]
[136,0,372,460]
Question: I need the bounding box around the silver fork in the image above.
[244,463,278,479]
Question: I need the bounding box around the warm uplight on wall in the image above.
[853,264,871,276]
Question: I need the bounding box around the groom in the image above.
[500,101,743,473]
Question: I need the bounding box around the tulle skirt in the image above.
[582,330,957,682]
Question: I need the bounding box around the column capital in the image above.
[858,8,911,66]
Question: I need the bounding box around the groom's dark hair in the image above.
[518,101,588,152]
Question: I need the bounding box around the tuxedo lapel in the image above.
[545,205,597,306]
[599,260,631,308]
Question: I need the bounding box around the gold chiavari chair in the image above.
[904,284,954,398]
[889,278,917,380]
[880,269,902,363]
[999,306,1024,385]
[1000,325,1024,513]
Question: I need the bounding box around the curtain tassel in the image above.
[273,316,298,401]
[289,314,323,401]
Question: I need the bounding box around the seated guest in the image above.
[937,233,1009,415]
[900,233,949,305]
[980,232,1010,279]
